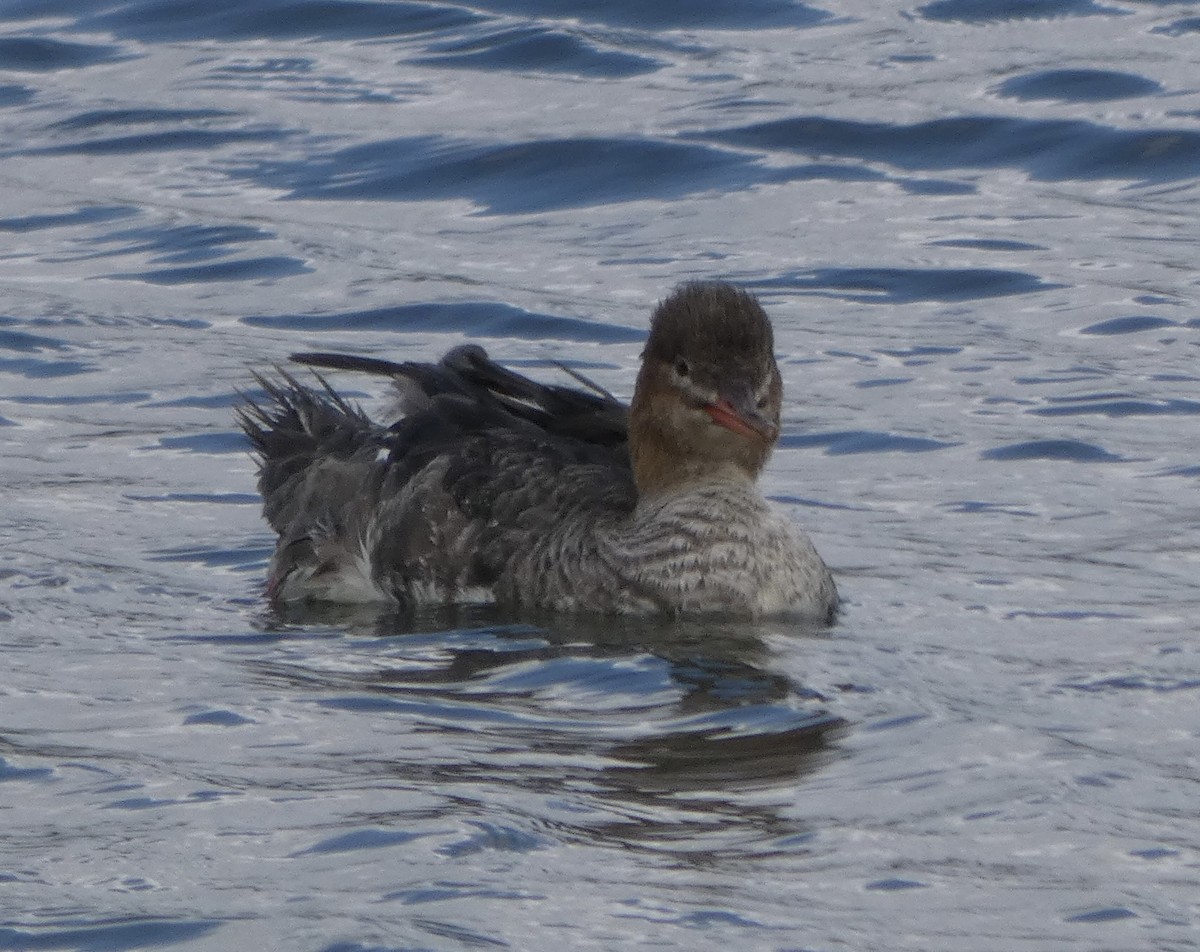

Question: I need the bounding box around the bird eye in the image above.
[756,396,768,409]
[674,358,690,378]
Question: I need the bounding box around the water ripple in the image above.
[85,222,275,262]
[459,0,833,30]
[982,439,1121,462]
[750,266,1058,302]
[294,828,431,856]
[0,84,34,107]
[53,0,486,42]
[110,256,311,284]
[151,432,250,455]
[24,126,290,157]
[1062,674,1200,694]
[4,1,1198,946]
[1065,907,1137,924]
[1031,395,1200,417]
[783,430,956,454]
[0,323,70,353]
[202,57,406,104]
[437,821,547,858]
[0,756,54,782]
[702,114,1200,182]
[1154,16,1200,37]
[249,615,841,820]
[929,237,1046,252]
[0,205,138,233]
[994,69,1162,103]
[918,0,1126,23]
[239,134,813,214]
[0,322,88,379]
[243,300,644,342]
[0,35,131,71]
[0,918,222,950]
[1078,315,1179,336]
[53,220,315,284]
[413,24,661,77]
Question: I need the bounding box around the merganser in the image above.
[239,281,838,620]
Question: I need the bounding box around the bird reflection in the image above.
[251,601,844,854]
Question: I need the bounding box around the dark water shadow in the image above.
[12,0,486,42]
[0,84,34,107]
[994,69,1162,103]
[783,429,958,454]
[982,438,1123,462]
[0,205,138,233]
[916,0,1126,22]
[412,23,661,77]
[0,918,223,950]
[1154,16,1200,37]
[20,127,290,158]
[700,113,1200,183]
[242,300,643,343]
[240,601,844,851]
[460,0,833,30]
[746,266,1062,303]
[0,35,132,71]
[233,133,867,215]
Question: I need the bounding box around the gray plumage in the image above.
[238,282,838,621]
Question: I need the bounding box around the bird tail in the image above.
[237,369,378,532]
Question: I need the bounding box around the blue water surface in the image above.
[1,0,1198,950]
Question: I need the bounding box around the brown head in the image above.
[629,281,784,497]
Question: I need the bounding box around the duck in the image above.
[239,281,838,621]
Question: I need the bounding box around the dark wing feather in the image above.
[242,346,636,603]
[292,344,628,448]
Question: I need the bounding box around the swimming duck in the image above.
[239,281,837,620]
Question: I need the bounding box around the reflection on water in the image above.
[250,603,843,848]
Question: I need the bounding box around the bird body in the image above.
[240,282,837,621]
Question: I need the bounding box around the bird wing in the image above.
[241,347,636,603]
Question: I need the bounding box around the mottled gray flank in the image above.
[239,282,837,621]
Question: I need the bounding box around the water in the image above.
[1,0,1198,948]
